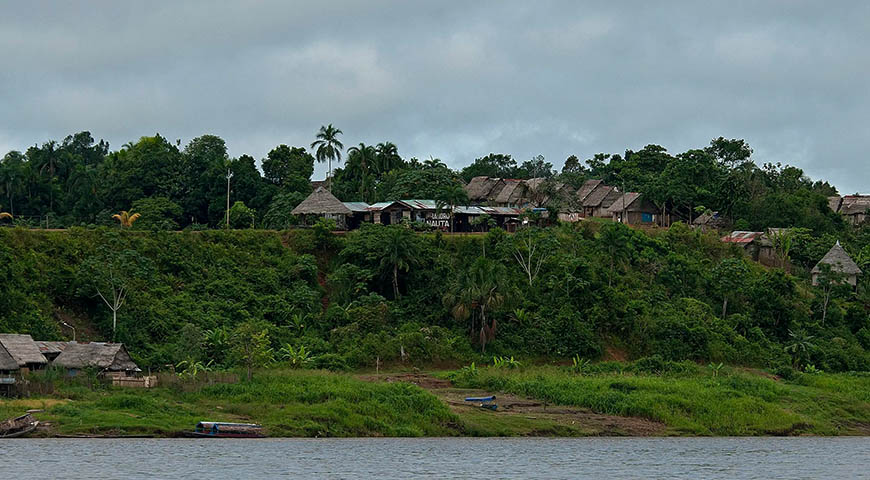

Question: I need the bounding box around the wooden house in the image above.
[720,231,776,265]
[692,211,727,232]
[493,179,526,207]
[0,343,18,397]
[606,193,663,225]
[582,185,622,218]
[367,201,414,225]
[53,342,141,378]
[812,241,862,287]
[837,196,870,225]
[36,341,68,362]
[0,334,48,372]
[291,187,366,230]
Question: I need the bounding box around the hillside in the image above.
[2,221,869,374]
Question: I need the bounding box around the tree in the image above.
[814,263,847,325]
[228,201,256,229]
[459,153,518,182]
[130,196,183,231]
[785,329,816,369]
[112,210,141,228]
[380,226,421,299]
[712,257,749,318]
[436,182,468,233]
[512,227,554,286]
[262,192,306,230]
[443,257,509,352]
[77,248,152,341]
[231,320,273,381]
[262,145,315,192]
[311,124,344,182]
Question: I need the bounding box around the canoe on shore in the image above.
[186,421,264,438]
[0,414,39,438]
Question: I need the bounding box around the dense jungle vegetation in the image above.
[1,128,868,377]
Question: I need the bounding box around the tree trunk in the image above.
[722,297,728,319]
[822,291,830,325]
[392,264,399,299]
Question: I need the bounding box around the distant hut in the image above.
[464,176,503,205]
[367,201,414,225]
[53,342,141,378]
[582,185,622,218]
[837,195,870,225]
[493,179,526,207]
[606,193,662,226]
[291,187,355,229]
[0,343,17,397]
[812,241,862,287]
[721,231,776,266]
[692,211,727,232]
[0,334,48,372]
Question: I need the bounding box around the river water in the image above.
[4,437,868,479]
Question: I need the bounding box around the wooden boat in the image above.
[464,395,498,411]
[0,413,39,438]
[187,421,264,438]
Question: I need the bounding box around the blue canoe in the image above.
[464,395,496,402]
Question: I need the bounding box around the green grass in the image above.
[449,366,870,436]
[0,369,461,437]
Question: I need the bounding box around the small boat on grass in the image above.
[187,422,264,438]
[465,395,498,411]
[0,413,39,438]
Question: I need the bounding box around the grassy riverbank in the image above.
[2,364,869,437]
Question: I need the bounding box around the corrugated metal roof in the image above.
[400,199,439,210]
[342,202,370,213]
[721,231,764,244]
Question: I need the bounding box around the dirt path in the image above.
[358,373,665,436]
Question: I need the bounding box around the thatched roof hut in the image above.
[291,187,352,215]
[0,343,18,371]
[494,179,525,206]
[53,343,140,373]
[0,334,48,368]
[465,176,502,203]
[812,242,861,275]
[575,179,603,203]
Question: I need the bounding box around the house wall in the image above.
[812,273,858,287]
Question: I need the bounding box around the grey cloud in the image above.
[1,1,869,192]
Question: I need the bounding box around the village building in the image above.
[581,184,622,218]
[291,187,369,230]
[367,200,413,225]
[492,179,526,207]
[606,193,663,226]
[720,231,776,265]
[53,342,141,378]
[693,211,727,232]
[811,241,862,287]
[836,195,870,225]
[453,206,523,232]
[0,343,18,396]
[0,334,48,372]
[464,176,505,205]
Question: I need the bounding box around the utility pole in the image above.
[225,166,233,228]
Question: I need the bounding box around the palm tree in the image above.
[311,124,344,183]
[423,156,447,169]
[436,183,468,232]
[347,143,378,202]
[32,140,60,213]
[379,226,421,299]
[785,329,816,369]
[112,210,141,228]
[443,258,508,352]
[375,142,401,174]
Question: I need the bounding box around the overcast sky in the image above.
[1,1,868,192]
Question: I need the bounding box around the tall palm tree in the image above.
[32,140,60,213]
[443,258,508,352]
[423,156,447,170]
[375,142,401,174]
[436,183,468,233]
[379,226,421,299]
[112,210,141,228]
[311,124,344,183]
[347,143,378,202]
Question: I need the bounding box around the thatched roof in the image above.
[0,334,47,367]
[605,193,641,214]
[291,187,352,215]
[839,196,870,215]
[0,343,18,370]
[494,179,524,204]
[812,241,862,275]
[827,196,843,213]
[465,176,502,201]
[53,343,140,372]
[36,341,69,356]
[576,180,603,202]
[582,185,616,207]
